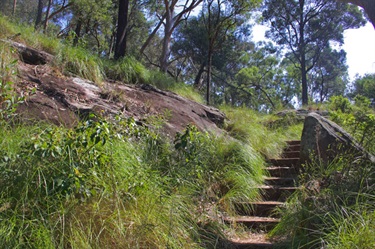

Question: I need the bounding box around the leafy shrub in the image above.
[328,95,352,113]
[0,46,25,121]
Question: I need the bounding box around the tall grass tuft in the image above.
[270,154,375,248]
[56,46,104,84]
[221,106,302,158]
[103,57,150,84]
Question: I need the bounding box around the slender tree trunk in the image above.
[160,4,174,73]
[194,62,206,89]
[206,51,213,105]
[35,0,44,30]
[73,19,83,46]
[139,14,166,56]
[299,0,309,106]
[12,0,17,16]
[43,0,52,32]
[114,0,130,59]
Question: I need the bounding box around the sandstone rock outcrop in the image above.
[300,112,375,164]
[16,61,225,137]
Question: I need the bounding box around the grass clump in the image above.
[221,106,303,158]
[57,46,104,84]
[270,154,375,248]
[103,56,150,84]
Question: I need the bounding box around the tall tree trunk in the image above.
[206,51,213,105]
[114,0,130,59]
[12,0,17,16]
[160,3,174,73]
[139,14,166,56]
[35,0,44,30]
[73,19,83,46]
[299,0,309,106]
[194,62,206,89]
[43,0,52,32]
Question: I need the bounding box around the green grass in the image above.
[221,106,303,159]
[0,110,281,248]
[270,154,375,249]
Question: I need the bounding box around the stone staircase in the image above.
[224,140,301,249]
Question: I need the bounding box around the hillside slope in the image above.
[11,43,225,136]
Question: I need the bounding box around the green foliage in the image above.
[270,153,375,248]
[328,96,375,153]
[0,46,25,121]
[350,73,375,104]
[328,95,352,113]
[0,109,272,248]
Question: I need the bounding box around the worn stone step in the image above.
[282,150,300,159]
[227,233,288,249]
[286,140,301,146]
[234,201,284,217]
[227,233,275,249]
[258,185,300,201]
[269,158,300,167]
[285,144,301,152]
[266,166,298,177]
[224,216,280,230]
[264,177,297,187]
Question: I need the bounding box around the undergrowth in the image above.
[0,110,275,248]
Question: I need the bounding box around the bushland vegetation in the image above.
[1,6,375,248]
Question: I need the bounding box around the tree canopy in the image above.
[262,0,366,105]
[0,0,371,110]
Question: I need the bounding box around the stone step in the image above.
[234,201,284,217]
[282,151,300,159]
[228,233,288,249]
[269,158,300,167]
[224,216,280,230]
[286,140,301,146]
[264,177,297,187]
[285,144,301,152]
[227,233,276,249]
[266,166,298,178]
[258,185,300,202]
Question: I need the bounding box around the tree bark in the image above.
[206,52,212,105]
[43,0,52,32]
[160,0,175,73]
[114,0,130,59]
[35,0,44,30]
[12,0,17,16]
[299,0,309,106]
[194,62,206,89]
[73,18,83,46]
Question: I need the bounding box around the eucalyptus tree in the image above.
[202,0,260,104]
[350,74,375,104]
[171,5,258,105]
[262,0,365,106]
[114,0,129,59]
[309,47,348,102]
[234,42,300,111]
